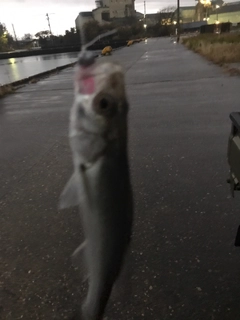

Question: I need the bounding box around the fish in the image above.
[59,50,134,320]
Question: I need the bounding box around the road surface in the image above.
[1,38,240,320]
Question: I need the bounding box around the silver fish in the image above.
[59,51,134,320]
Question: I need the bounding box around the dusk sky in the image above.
[0,0,238,38]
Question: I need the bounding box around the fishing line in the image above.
[79,17,117,53]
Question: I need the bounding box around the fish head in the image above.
[70,58,128,138]
[69,56,129,166]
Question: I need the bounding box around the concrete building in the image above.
[76,0,135,29]
[194,0,224,22]
[208,2,240,24]
[75,12,94,30]
[108,0,135,19]
[93,7,111,23]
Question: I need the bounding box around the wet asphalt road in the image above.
[1,38,240,320]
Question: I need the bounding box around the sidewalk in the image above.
[1,38,240,320]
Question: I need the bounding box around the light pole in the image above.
[177,0,180,42]
[173,20,177,36]
[199,1,211,22]
[144,1,147,34]
[216,5,220,23]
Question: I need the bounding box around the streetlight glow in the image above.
[200,0,211,5]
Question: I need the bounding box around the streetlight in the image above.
[200,0,211,21]
[143,1,147,35]
[216,4,220,23]
[173,20,177,36]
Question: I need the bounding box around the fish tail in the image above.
[81,269,120,320]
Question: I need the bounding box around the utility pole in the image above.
[144,0,147,33]
[12,23,18,48]
[46,13,52,35]
[177,0,180,42]
[12,24,17,42]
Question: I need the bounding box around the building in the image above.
[211,0,224,7]
[194,0,224,22]
[208,2,240,24]
[76,0,135,29]
[145,13,159,26]
[135,11,144,20]
[108,0,135,18]
[93,6,111,23]
[75,12,94,31]
[180,6,196,23]
[179,1,224,24]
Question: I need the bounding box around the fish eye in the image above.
[100,98,109,110]
[93,93,117,117]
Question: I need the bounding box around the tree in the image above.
[0,22,13,52]
[131,21,144,36]
[64,27,80,46]
[22,33,33,41]
[35,30,51,39]
[158,6,177,25]
[0,22,7,36]
[35,30,51,47]
[82,21,101,42]
[117,26,132,40]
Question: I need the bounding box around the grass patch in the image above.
[182,33,240,64]
[0,85,15,98]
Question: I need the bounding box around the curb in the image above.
[1,61,77,88]
[0,46,127,98]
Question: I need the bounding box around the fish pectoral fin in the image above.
[59,173,82,209]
